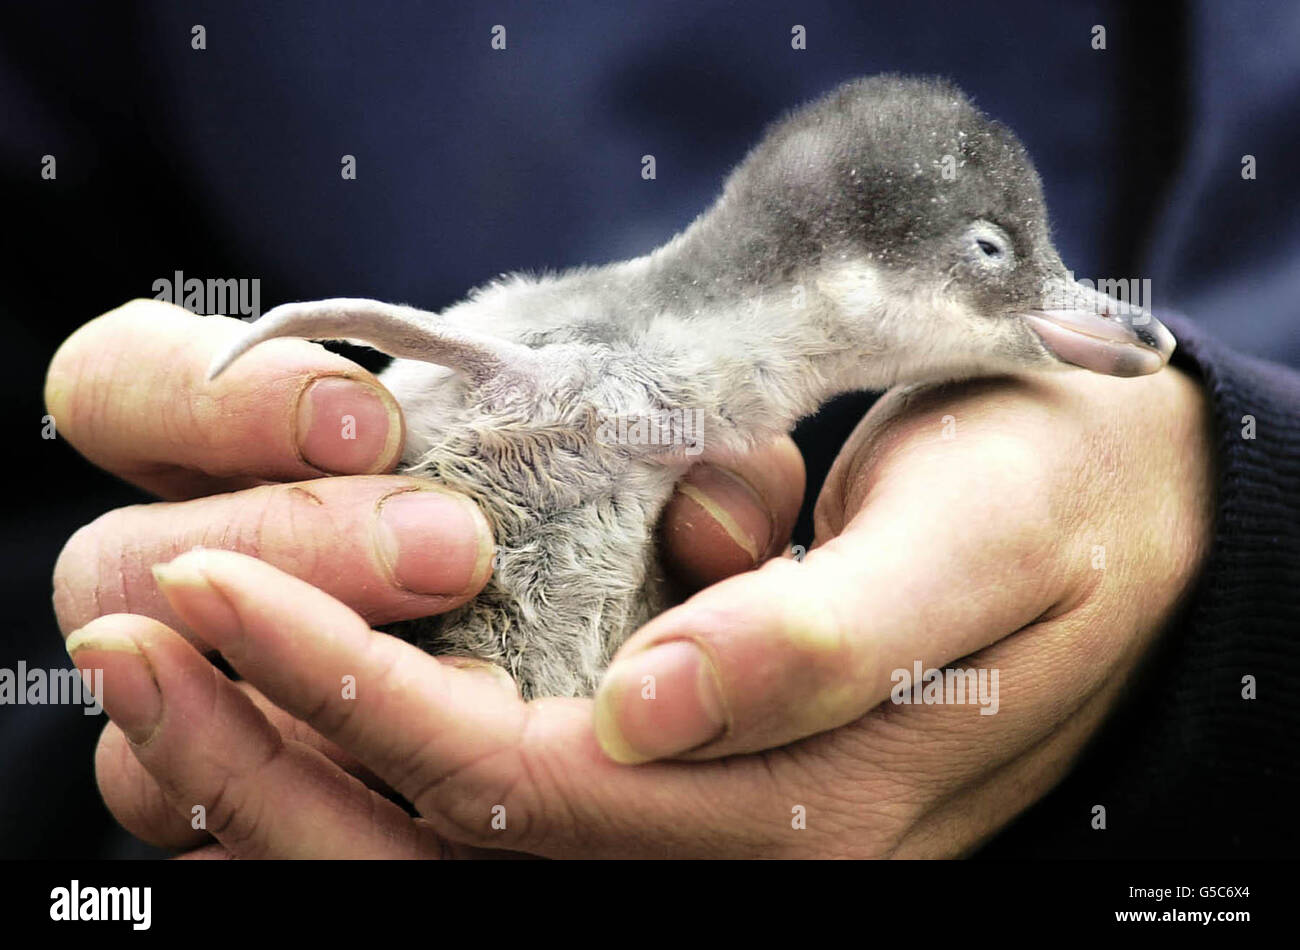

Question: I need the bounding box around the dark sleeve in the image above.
[979,312,1300,857]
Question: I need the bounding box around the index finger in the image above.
[45,299,405,498]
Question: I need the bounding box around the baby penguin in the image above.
[209,75,1175,699]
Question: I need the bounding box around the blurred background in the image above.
[3,0,1297,857]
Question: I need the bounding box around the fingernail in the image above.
[296,377,402,474]
[152,555,243,648]
[374,490,494,596]
[594,640,727,764]
[66,627,161,745]
[437,655,520,697]
[669,464,774,571]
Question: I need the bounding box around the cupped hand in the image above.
[47,299,801,850]
[69,344,1214,857]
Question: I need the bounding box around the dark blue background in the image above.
[3,0,1297,857]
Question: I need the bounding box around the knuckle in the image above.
[761,558,855,670]
[230,483,333,577]
[201,738,287,858]
[203,773,266,856]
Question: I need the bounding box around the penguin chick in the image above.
[208,74,1176,699]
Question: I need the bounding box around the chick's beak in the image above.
[1021,279,1176,377]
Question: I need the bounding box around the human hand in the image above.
[48,298,801,850]
[71,359,1213,857]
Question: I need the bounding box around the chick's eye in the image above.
[976,238,1003,258]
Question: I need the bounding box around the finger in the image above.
[660,437,804,591]
[94,676,400,852]
[53,475,494,640]
[67,613,448,859]
[150,549,797,857]
[232,681,392,793]
[95,721,209,850]
[45,299,405,499]
[593,412,1075,763]
[245,660,522,808]
[150,549,524,807]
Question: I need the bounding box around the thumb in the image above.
[595,437,1071,763]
